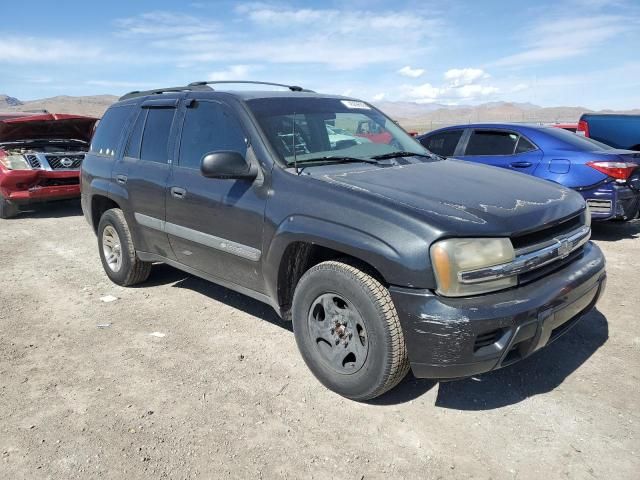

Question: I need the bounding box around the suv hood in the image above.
[0,113,98,143]
[317,159,585,236]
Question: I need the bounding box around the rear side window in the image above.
[140,108,175,163]
[90,105,134,157]
[178,101,248,170]
[465,130,518,155]
[124,109,147,158]
[421,130,463,156]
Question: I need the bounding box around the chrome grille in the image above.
[586,199,612,215]
[24,154,42,169]
[459,219,590,286]
[45,154,84,170]
[511,214,583,251]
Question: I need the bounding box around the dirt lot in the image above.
[0,202,638,479]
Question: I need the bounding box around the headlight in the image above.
[0,154,31,170]
[430,238,516,297]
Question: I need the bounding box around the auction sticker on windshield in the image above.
[341,100,370,109]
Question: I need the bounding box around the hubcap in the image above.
[307,293,369,374]
[102,225,123,273]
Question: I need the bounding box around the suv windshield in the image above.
[247,97,429,165]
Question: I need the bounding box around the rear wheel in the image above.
[97,208,151,286]
[0,196,19,219]
[292,260,409,401]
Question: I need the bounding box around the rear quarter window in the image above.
[90,105,135,157]
[124,109,147,158]
[515,136,537,153]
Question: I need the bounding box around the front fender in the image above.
[262,214,433,304]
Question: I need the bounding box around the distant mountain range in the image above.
[377,101,640,131]
[2,94,639,133]
[0,94,119,118]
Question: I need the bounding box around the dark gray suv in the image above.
[81,81,606,400]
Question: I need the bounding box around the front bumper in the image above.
[579,181,640,221]
[390,241,606,379]
[0,169,80,204]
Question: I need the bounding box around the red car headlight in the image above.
[0,154,32,170]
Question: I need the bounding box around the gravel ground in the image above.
[0,201,638,479]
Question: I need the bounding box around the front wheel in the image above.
[97,208,151,286]
[292,260,410,401]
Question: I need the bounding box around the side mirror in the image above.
[200,151,257,180]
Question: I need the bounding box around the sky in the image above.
[2,0,640,109]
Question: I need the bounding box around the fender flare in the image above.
[262,214,428,304]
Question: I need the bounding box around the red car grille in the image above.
[45,154,84,170]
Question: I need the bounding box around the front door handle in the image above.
[510,161,532,168]
[171,187,187,199]
[116,174,127,184]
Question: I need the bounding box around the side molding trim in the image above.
[134,212,261,261]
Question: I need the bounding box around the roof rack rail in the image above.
[119,84,213,101]
[187,80,313,92]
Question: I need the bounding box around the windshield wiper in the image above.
[291,156,380,166]
[371,151,433,160]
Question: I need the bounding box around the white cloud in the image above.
[397,66,425,78]
[403,83,445,103]
[372,93,386,101]
[403,68,499,103]
[502,61,640,109]
[510,83,529,93]
[239,5,433,33]
[0,38,103,63]
[493,15,633,67]
[444,68,489,86]
[239,6,326,25]
[208,65,254,81]
[86,80,155,89]
[26,76,53,84]
[113,6,442,70]
[455,84,499,98]
[114,11,214,37]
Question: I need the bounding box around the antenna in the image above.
[292,112,299,175]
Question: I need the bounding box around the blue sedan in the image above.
[418,124,640,221]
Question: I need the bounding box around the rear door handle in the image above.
[171,187,187,199]
[510,161,532,168]
[116,175,127,184]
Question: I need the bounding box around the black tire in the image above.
[292,260,410,401]
[97,208,151,286]
[0,196,19,219]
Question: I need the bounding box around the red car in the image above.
[0,112,97,218]
[355,119,393,144]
